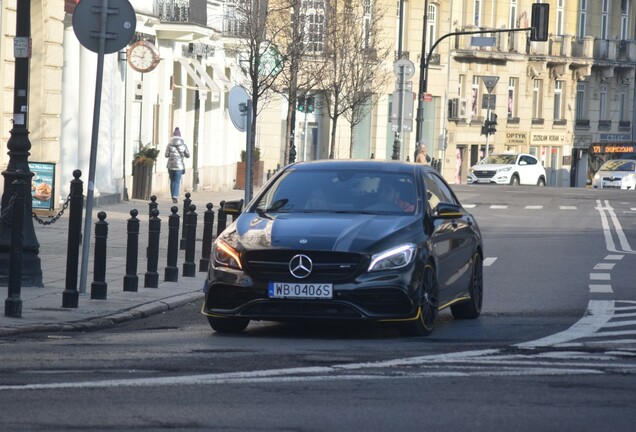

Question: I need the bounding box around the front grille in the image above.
[208,285,264,310]
[243,250,363,282]
[241,300,362,319]
[473,170,496,178]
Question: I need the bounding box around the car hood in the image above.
[220,212,422,253]
[596,170,633,179]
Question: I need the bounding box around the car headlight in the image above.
[213,240,242,270]
[368,244,416,272]
[593,173,600,180]
[497,166,512,172]
[624,173,636,183]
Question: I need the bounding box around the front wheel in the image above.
[207,316,250,333]
[537,177,546,187]
[510,174,520,186]
[450,253,483,319]
[399,264,439,336]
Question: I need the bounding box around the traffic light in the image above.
[297,96,306,112]
[481,113,497,136]
[487,113,497,135]
[530,3,549,42]
[306,96,315,113]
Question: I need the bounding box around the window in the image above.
[575,82,586,120]
[362,0,372,49]
[620,86,628,121]
[554,80,564,120]
[532,79,543,119]
[224,0,248,37]
[508,0,518,47]
[599,84,607,122]
[424,172,458,212]
[508,77,518,118]
[458,74,465,98]
[426,4,437,55]
[621,0,629,40]
[556,0,565,36]
[601,0,609,40]
[471,76,480,117]
[299,0,326,55]
[473,0,481,27]
[578,0,587,38]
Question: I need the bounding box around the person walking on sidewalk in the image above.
[165,127,190,203]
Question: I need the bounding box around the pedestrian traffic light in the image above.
[297,96,305,112]
[306,96,315,113]
[530,3,549,42]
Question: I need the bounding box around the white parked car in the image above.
[467,153,547,186]
[592,159,636,190]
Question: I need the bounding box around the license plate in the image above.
[268,282,333,299]
[477,178,491,183]
[603,181,620,188]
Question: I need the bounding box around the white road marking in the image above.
[463,204,476,208]
[559,206,577,210]
[605,255,624,260]
[490,205,508,209]
[483,257,497,266]
[525,205,543,210]
[596,200,635,254]
[590,273,610,281]
[589,284,613,293]
[515,300,615,349]
[594,263,615,270]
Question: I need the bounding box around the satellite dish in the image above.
[228,86,250,132]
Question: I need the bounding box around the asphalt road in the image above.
[1,186,635,431]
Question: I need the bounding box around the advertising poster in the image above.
[29,162,55,211]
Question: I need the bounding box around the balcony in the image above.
[154,0,207,27]
[153,0,212,41]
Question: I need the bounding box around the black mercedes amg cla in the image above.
[202,160,483,336]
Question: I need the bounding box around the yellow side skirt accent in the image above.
[380,296,470,323]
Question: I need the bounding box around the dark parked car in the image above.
[202,160,483,336]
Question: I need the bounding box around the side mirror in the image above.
[222,199,244,215]
[519,160,528,166]
[433,202,464,219]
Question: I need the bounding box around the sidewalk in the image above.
[0,188,247,336]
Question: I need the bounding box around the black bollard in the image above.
[199,203,214,272]
[4,174,27,317]
[123,209,140,292]
[63,169,83,308]
[145,208,161,288]
[148,195,158,218]
[165,206,180,282]
[216,200,227,238]
[90,211,109,300]
[180,192,191,250]
[182,204,197,277]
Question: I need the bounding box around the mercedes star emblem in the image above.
[289,254,312,279]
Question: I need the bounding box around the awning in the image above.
[211,63,232,90]
[176,58,209,96]
[188,61,222,92]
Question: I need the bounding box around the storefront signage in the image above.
[505,131,528,146]
[599,134,631,142]
[530,132,566,145]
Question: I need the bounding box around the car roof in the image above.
[286,159,431,174]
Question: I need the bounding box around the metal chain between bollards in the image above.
[0,193,17,226]
[32,194,72,225]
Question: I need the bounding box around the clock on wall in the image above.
[127,40,161,73]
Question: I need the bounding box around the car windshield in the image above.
[478,154,517,165]
[599,160,636,172]
[253,169,417,215]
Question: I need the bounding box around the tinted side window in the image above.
[423,171,457,210]
[522,155,537,165]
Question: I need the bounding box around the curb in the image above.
[0,291,204,337]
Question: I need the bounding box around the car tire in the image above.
[510,174,520,186]
[451,253,483,320]
[207,316,250,333]
[537,177,546,187]
[399,263,439,337]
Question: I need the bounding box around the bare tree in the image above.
[317,0,391,159]
[224,0,290,198]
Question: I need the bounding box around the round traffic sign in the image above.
[393,58,415,79]
[73,0,136,54]
[228,86,250,132]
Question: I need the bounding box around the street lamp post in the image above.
[0,0,43,287]
[414,0,429,149]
